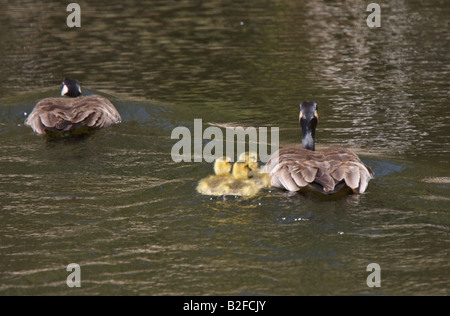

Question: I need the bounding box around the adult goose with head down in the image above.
[25,78,121,135]
[263,101,374,194]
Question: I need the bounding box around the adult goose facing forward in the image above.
[263,101,374,194]
[25,78,121,135]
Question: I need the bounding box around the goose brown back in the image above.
[25,79,121,135]
[25,95,121,134]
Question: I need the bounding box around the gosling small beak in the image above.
[314,110,319,121]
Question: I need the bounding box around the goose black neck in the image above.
[301,124,316,151]
[299,101,318,151]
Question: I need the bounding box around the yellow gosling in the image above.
[238,151,259,170]
[220,162,259,197]
[196,157,233,196]
[251,169,272,190]
[238,151,271,190]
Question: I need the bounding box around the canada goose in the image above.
[196,156,233,196]
[25,78,121,135]
[238,151,271,190]
[262,101,374,194]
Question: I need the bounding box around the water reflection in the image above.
[1,0,448,162]
[0,0,449,295]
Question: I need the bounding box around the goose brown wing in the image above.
[264,147,374,194]
[25,95,121,134]
[24,98,70,134]
[264,149,322,191]
[73,95,121,128]
[321,147,375,193]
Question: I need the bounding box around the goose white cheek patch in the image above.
[61,84,69,96]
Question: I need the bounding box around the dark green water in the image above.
[0,1,448,295]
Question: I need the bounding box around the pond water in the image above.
[0,0,448,295]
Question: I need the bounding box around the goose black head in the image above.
[299,101,318,151]
[61,78,82,97]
